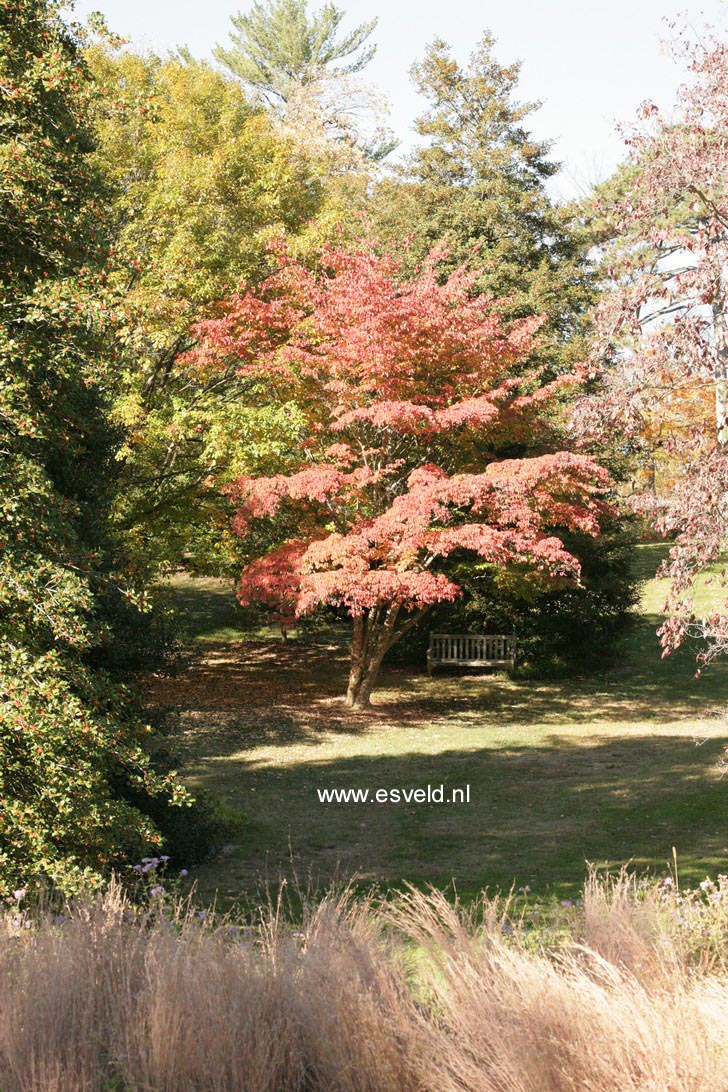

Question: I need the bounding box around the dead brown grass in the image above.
[1,874,728,1091]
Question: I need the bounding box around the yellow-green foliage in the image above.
[86,44,370,574]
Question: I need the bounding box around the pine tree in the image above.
[214,0,376,104]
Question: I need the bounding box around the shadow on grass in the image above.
[146,618,728,758]
[392,616,728,726]
[188,732,728,903]
[152,559,728,903]
[158,552,727,741]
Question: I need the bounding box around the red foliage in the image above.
[186,240,611,703]
[237,541,308,635]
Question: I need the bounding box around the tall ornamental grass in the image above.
[1,871,728,1090]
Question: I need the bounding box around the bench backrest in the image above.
[428,633,515,662]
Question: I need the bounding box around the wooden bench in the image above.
[427,633,516,676]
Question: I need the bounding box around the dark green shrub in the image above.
[392,520,639,676]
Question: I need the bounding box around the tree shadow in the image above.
[383,616,728,723]
[146,618,728,760]
[151,561,728,902]
[187,732,728,902]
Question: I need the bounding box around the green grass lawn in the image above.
[150,547,728,903]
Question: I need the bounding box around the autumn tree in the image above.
[87,41,380,575]
[0,0,187,894]
[576,17,728,666]
[86,45,327,573]
[237,541,306,638]
[187,242,612,708]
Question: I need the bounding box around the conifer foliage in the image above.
[215,0,376,104]
[373,35,592,356]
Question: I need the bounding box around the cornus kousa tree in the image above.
[577,20,728,667]
[187,241,611,707]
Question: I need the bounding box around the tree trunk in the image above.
[345,664,378,710]
[345,605,399,709]
[713,296,728,448]
[344,604,429,709]
[710,253,728,447]
[346,615,367,707]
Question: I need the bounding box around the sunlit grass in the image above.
[6,873,728,1090]
[153,549,728,904]
[637,542,728,618]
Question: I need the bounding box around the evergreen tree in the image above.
[214,0,376,105]
[0,0,186,895]
[374,35,592,358]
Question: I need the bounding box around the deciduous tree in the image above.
[237,540,306,637]
[187,241,612,707]
[576,17,728,666]
[88,43,376,575]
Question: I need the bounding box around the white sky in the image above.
[70,0,727,200]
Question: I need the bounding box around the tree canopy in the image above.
[0,0,187,895]
[214,0,376,104]
[373,34,593,358]
[577,22,728,666]
[186,240,612,706]
[87,41,379,576]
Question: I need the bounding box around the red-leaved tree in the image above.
[576,18,728,667]
[237,540,307,639]
[186,242,611,707]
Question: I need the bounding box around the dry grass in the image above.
[2,873,728,1090]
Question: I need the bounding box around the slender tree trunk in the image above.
[713,296,728,448]
[710,252,728,448]
[344,604,429,709]
[346,615,366,706]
